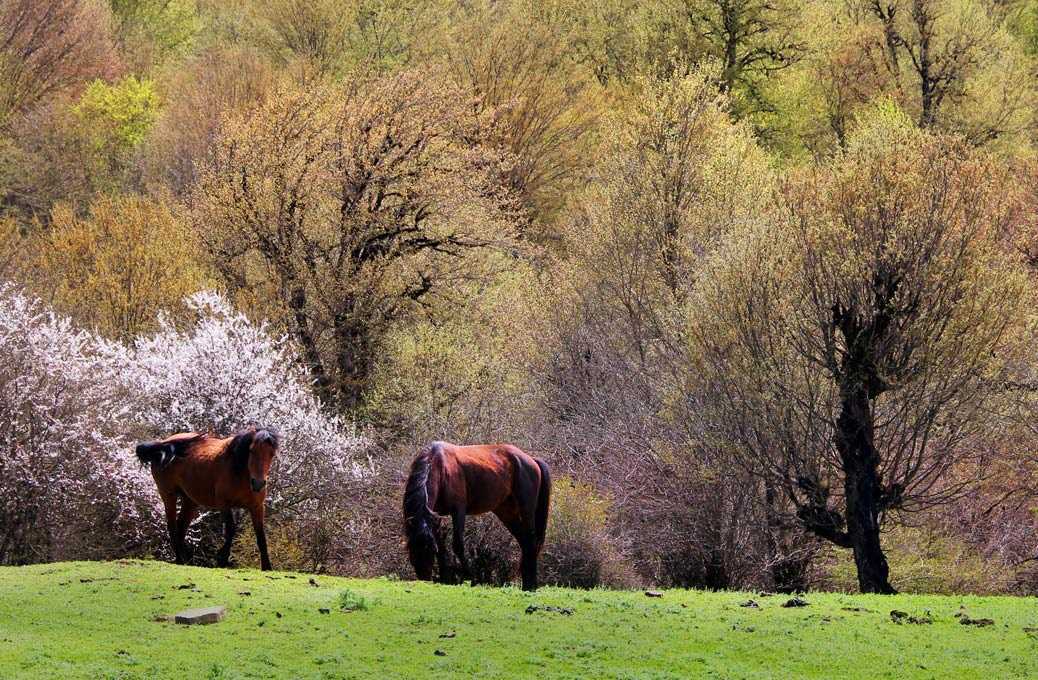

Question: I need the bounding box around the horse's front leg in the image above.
[451,510,472,583]
[249,505,272,571]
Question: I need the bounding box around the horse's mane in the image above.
[403,442,443,549]
[227,427,279,474]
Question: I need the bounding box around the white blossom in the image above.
[0,284,372,564]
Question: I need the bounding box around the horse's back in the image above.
[430,442,544,515]
[149,433,249,509]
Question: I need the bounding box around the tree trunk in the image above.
[765,480,811,593]
[331,301,372,412]
[287,284,333,407]
[836,383,896,594]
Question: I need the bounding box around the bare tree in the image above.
[190,70,521,411]
[0,0,117,126]
[696,124,1032,592]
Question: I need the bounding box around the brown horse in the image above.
[403,441,551,591]
[135,428,279,570]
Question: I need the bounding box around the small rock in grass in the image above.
[960,615,994,627]
[645,590,663,598]
[739,600,759,609]
[275,611,283,618]
[174,606,226,625]
[176,583,195,590]
[439,632,456,639]
[782,597,809,608]
[238,591,251,597]
[309,578,320,587]
[525,605,573,616]
[434,649,447,657]
[318,608,330,615]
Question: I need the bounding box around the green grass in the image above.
[1,561,1037,679]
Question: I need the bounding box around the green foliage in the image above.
[108,0,201,71]
[73,76,159,152]
[338,588,370,611]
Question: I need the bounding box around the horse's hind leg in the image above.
[160,492,179,564]
[217,510,236,567]
[519,538,538,592]
[174,496,198,565]
[499,515,539,592]
[451,510,472,583]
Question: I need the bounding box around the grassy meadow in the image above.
[1,561,1036,679]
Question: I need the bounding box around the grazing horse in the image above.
[403,441,551,591]
[135,428,279,571]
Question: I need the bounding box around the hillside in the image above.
[0,561,1035,678]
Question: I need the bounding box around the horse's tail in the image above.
[135,434,201,469]
[534,458,551,551]
[403,443,441,578]
[135,440,175,468]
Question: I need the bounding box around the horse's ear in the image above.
[255,429,279,450]
[229,429,256,473]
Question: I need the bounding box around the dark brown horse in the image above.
[403,441,551,591]
[135,428,279,570]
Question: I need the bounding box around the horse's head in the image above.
[230,428,279,493]
[405,517,437,581]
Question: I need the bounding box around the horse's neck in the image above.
[426,462,442,513]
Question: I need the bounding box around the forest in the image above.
[3,0,1038,597]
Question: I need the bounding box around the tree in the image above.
[107,0,200,73]
[36,194,207,340]
[864,0,1034,142]
[674,0,804,115]
[522,71,818,590]
[445,1,601,231]
[143,46,273,196]
[3,77,158,221]
[0,0,118,127]
[190,71,521,411]
[71,76,160,188]
[695,114,1032,592]
[249,0,445,75]
[0,282,159,564]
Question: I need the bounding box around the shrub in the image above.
[0,283,160,564]
[540,478,635,589]
[0,284,372,567]
[436,475,636,589]
[338,588,369,611]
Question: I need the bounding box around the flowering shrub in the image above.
[0,284,372,565]
[0,284,158,563]
[114,291,372,516]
